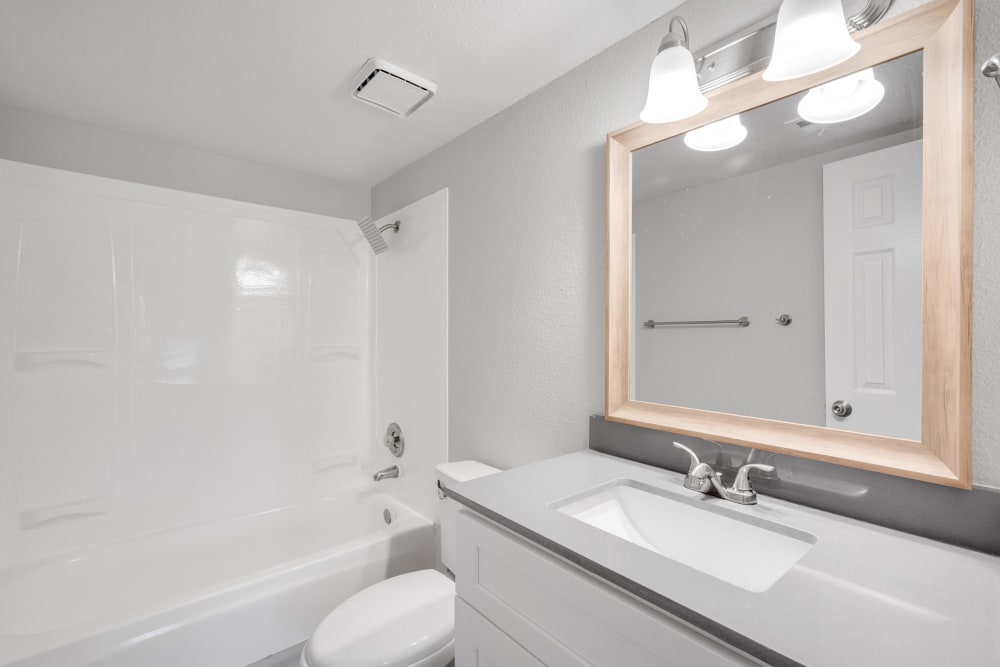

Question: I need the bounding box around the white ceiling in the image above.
[0,0,684,187]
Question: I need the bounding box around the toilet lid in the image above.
[303,569,455,667]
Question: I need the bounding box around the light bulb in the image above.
[639,18,708,124]
[797,68,885,123]
[763,0,860,82]
[683,115,748,151]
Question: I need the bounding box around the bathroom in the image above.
[0,0,996,665]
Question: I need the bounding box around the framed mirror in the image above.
[606,0,973,487]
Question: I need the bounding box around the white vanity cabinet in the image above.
[453,510,756,667]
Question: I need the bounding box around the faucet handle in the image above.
[673,442,716,494]
[672,442,702,474]
[732,463,775,493]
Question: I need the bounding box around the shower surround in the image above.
[0,159,444,665]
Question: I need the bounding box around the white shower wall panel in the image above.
[0,159,373,567]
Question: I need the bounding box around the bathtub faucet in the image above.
[373,465,400,482]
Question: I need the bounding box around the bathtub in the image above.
[0,493,435,667]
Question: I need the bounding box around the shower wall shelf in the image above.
[19,496,110,530]
[308,345,362,360]
[313,451,360,473]
[13,350,114,371]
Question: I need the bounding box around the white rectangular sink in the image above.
[551,479,816,592]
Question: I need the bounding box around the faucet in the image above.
[672,442,773,505]
[373,465,399,482]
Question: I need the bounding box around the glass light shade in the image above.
[683,114,748,151]
[797,68,885,123]
[639,45,708,124]
[763,0,861,82]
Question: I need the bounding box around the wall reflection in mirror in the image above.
[631,51,923,441]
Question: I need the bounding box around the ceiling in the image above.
[633,51,925,201]
[0,0,684,187]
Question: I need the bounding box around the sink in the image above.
[551,479,816,592]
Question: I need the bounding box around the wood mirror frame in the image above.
[606,0,973,488]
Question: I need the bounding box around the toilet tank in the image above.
[436,461,501,572]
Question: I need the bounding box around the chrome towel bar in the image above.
[643,317,750,329]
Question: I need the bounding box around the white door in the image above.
[823,140,922,440]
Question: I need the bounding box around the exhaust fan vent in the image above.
[786,116,823,135]
[349,58,437,117]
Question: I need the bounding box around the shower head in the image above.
[357,217,401,254]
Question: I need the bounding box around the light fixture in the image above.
[797,68,885,123]
[763,0,861,82]
[639,17,708,124]
[683,114,748,151]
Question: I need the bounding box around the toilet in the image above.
[300,461,501,667]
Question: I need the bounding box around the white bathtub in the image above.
[0,493,434,667]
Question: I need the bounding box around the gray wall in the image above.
[373,0,1000,488]
[633,131,919,428]
[0,104,370,221]
[633,154,827,424]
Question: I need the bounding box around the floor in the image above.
[246,642,304,667]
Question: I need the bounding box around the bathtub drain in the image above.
[383,508,393,525]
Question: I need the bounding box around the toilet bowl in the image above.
[300,461,501,667]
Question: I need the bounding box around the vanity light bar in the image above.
[692,0,893,93]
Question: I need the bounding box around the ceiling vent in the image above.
[786,116,823,135]
[349,59,437,117]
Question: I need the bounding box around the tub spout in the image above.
[373,465,400,482]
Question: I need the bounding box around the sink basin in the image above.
[551,479,816,592]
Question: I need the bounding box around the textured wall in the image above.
[633,154,828,425]
[372,1,781,471]
[634,159,826,424]
[634,130,921,431]
[0,104,370,221]
[971,0,1000,486]
[372,0,1000,487]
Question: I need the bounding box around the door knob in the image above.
[831,400,853,418]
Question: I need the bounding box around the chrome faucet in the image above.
[372,465,400,482]
[672,442,773,505]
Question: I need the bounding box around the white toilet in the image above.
[300,461,501,667]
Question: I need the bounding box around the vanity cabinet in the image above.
[455,599,546,667]
[454,510,754,667]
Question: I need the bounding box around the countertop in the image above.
[448,450,1000,667]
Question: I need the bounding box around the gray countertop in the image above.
[448,450,1000,667]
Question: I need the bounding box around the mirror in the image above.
[606,0,973,487]
[631,52,923,441]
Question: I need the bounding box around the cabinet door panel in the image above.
[456,599,545,667]
[456,510,755,667]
